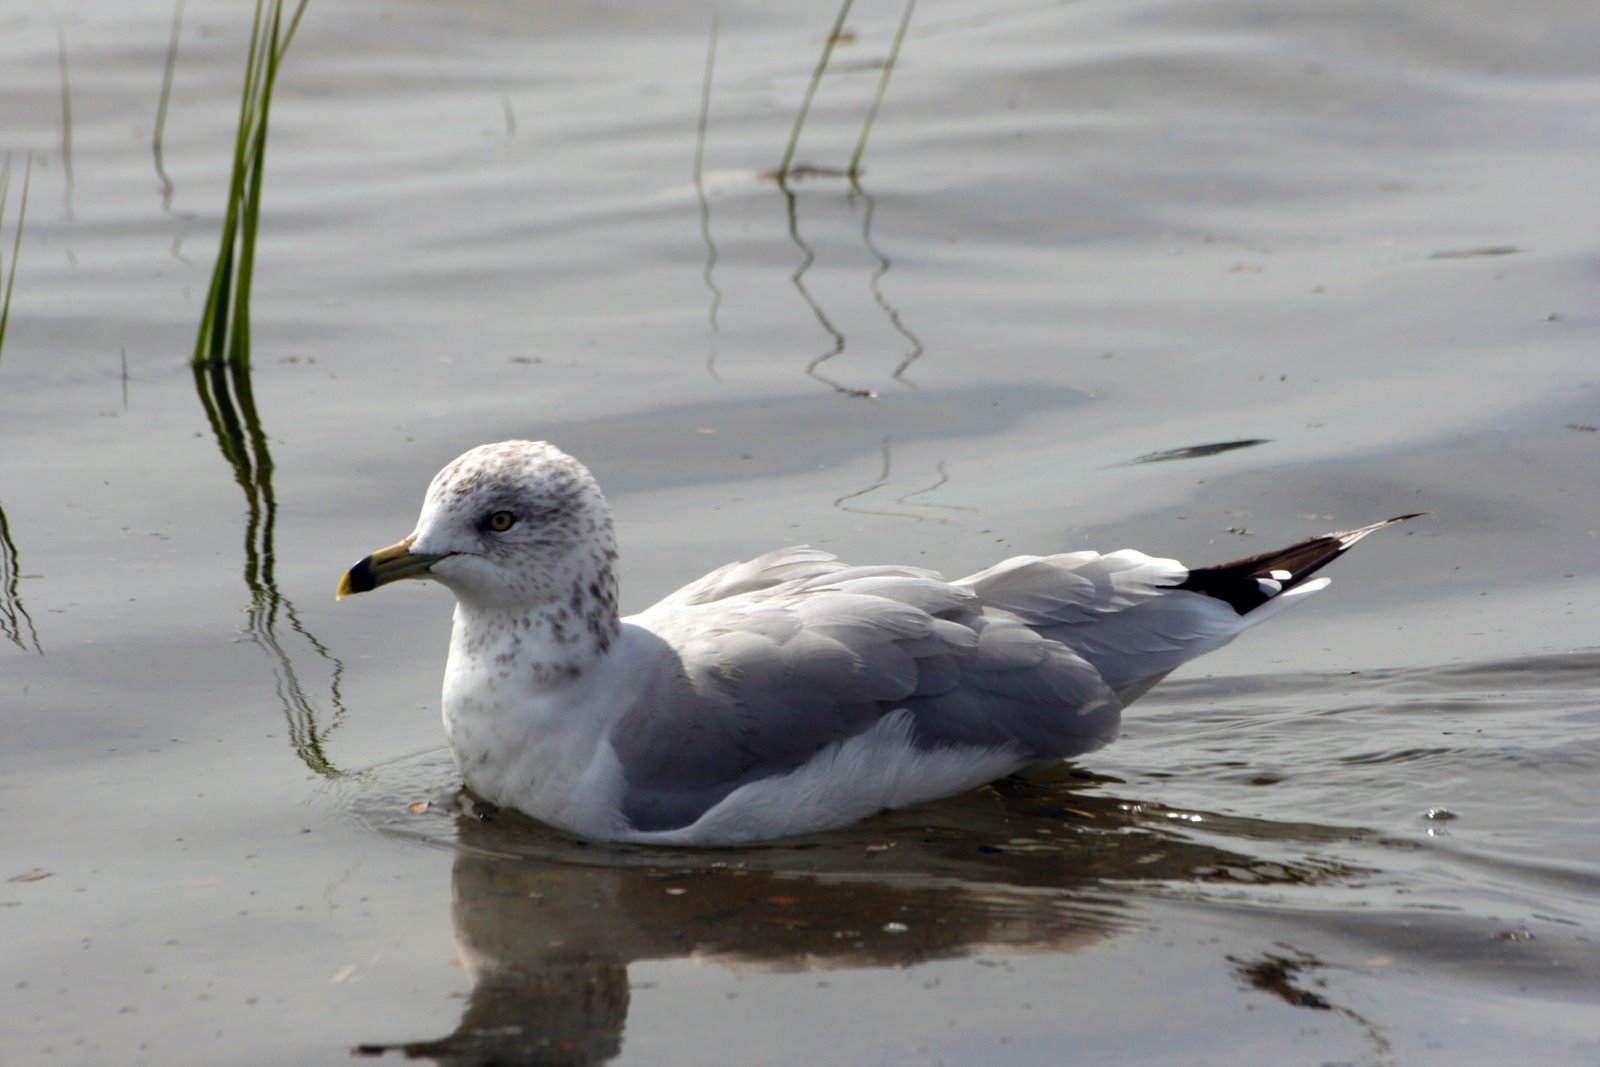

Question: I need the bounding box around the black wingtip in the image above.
[1178,513,1420,616]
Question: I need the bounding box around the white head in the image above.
[340,441,620,649]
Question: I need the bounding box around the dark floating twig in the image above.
[1132,438,1270,464]
[1428,246,1520,260]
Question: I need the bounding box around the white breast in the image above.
[441,609,654,840]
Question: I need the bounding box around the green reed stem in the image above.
[57,30,75,222]
[849,0,916,177]
[154,0,185,210]
[694,12,718,189]
[777,0,854,184]
[0,153,32,364]
[193,0,308,369]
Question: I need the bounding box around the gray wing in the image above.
[612,550,1126,833]
[958,540,1375,696]
[609,522,1404,833]
[646,546,853,608]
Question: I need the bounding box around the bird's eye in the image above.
[486,510,517,533]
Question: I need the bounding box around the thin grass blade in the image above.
[0,153,32,362]
[777,0,854,184]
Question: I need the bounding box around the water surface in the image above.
[3,1,1597,1064]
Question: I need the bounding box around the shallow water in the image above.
[3,0,1598,1064]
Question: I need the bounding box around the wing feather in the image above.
[652,546,845,608]
[616,557,1125,833]
[960,550,1188,624]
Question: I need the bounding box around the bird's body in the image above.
[339,440,1416,845]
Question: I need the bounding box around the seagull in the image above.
[338,440,1417,846]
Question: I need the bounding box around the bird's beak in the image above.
[336,537,445,599]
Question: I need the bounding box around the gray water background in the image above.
[3,1,1597,1063]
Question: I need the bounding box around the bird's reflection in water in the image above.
[356,772,1362,1065]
